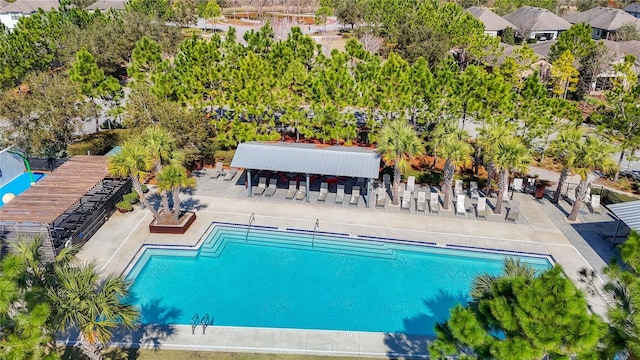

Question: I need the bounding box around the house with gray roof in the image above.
[0,0,59,30]
[565,7,640,40]
[503,6,571,41]
[0,1,10,10]
[590,40,640,92]
[624,3,640,18]
[86,0,126,11]
[466,7,517,37]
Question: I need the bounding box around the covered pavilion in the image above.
[606,199,640,245]
[230,142,382,206]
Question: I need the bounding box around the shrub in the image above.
[140,184,149,193]
[123,192,139,204]
[215,149,236,164]
[116,200,133,212]
[417,170,442,185]
[67,129,135,156]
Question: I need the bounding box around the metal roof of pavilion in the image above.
[231,142,381,178]
[606,200,640,232]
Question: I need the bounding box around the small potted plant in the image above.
[116,200,133,213]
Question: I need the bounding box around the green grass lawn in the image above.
[63,348,380,360]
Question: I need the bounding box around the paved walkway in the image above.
[74,168,617,358]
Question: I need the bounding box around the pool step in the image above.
[199,227,396,260]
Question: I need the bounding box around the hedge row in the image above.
[67,129,135,156]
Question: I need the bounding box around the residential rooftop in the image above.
[565,7,640,31]
[466,6,517,31]
[503,6,572,32]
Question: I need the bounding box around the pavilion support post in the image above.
[306,173,310,202]
[366,178,371,207]
[247,169,252,197]
[611,219,621,249]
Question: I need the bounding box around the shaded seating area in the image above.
[230,142,381,207]
[605,200,640,246]
[0,156,128,259]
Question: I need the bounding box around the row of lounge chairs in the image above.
[211,162,238,181]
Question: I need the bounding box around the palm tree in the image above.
[107,142,161,220]
[477,122,512,181]
[377,119,425,205]
[156,164,197,223]
[437,131,472,211]
[549,126,583,204]
[488,136,531,215]
[567,136,617,221]
[47,263,139,360]
[470,257,537,300]
[136,126,180,172]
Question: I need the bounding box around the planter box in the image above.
[149,211,196,234]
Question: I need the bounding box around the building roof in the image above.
[0,0,59,14]
[503,6,572,32]
[466,6,517,31]
[623,3,640,13]
[230,142,381,179]
[0,156,108,224]
[528,39,556,59]
[565,7,640,31]
[607,200,640,232]
[0,0,10,9]
[85,0,126,11]
[601,39,640,60]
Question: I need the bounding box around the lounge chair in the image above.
[253,177,267,196]
[295,185,306,201]
[335,185,345,204]
[317,182,328,202]
[506,202,520,223]
[407,176,415,193]
[454,180,464,195]
[476,196,487,219]
[285,183,297,200]
[376,187,387,208]
[211,162,224,179]
[469,181,479,199]
[401,190,412,212]
[430,192,440,214]
[590,194,603,215]
[223,168,238,181]
[349,186,360,206]
[416,191,427,213]
[456,194,466,217]
[511,178,524,192]
[264,183,277,197]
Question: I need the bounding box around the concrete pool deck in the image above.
[75,170,618,358]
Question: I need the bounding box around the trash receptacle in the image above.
[534,184,545,199]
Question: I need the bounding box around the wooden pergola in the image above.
[0,156,109,224]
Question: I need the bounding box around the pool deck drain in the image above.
[77,186,612,358]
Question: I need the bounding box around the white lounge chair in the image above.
[469,181,479,199]
[376,187,387,208]
[264,183,277,197]
[295,185,306,201]
[401,190,412,212]
[211,162,224,179]
[253,177,267,196]
[590,194,603,215]
[416,191,427,213]
[476,196,487,219]
[223,168,237,181]
[430,192,440,214]
[454,180,464,195]
[317,182,328,202]
[512,178,524,192]
[349,186,360,206]
[285,183,297,200]
[407,176,415,193]
[456,194,466,217]
[335,185,345,204]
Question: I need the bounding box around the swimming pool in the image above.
[0,172,46,208]
[126,224,552,336]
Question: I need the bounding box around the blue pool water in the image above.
[127,225,552,336]
[0,172,46,208]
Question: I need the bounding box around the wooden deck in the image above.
[0,156,109,224]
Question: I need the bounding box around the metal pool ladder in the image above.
[190,313,199,334]
[246,213,255,242]
[312,218,319,248]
